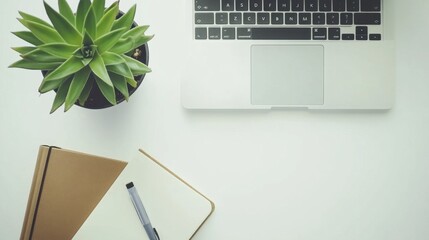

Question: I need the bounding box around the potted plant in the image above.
[9,0,153,113]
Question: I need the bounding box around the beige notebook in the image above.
[74,149,214,240]
[21,146,127,240]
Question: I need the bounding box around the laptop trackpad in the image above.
[251,45,324,105]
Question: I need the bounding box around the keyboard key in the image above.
[222,0,234,11]
[216,13,228,24]
[278,0,290,11]
[305,0,318,11]
[195,13,214,24]
[285,13,298,24]
[356,26,368,35]
[237,28,252,39]
[356,26,368,40]
[313,13,325,25]
[209,28,221,39]
[222,28,236,39]
[230,13,242,24]
[369,34,381,40]
[271,13,284,24]
[319,0,331,11]
[264,0,277,11]
[195,0,220,11]
[236,0,249,11]
[195,27,207,39]
[342,34,354,40]
[313,28,327,40]
[257,13,270,24]
[356,34,368,40]
[299,13,311,25]
[355,13,381,25]
[250,0,263,11]
[327,13,339,25]
[251,27,311,40]
[361,0,381,12]
[328,28,341,40]
[347,0,359,11]
[244,13,256,24]
[291,0,303,11]
[340,13,353,25]
[332,0,345,11]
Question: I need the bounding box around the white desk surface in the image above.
[1,0,429,239]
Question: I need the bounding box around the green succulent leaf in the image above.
[94,27,126,53]
[101,52,125,65]
[21,49,65,62]
[38,43,79,59]
[95,76,116,105]
[126,78,138,88]
[104,1,118,13]
[24,20,64,43]
[109,37,135,54]
[96,2,119,38]
[58,0,75,25]
[44,1,82,45]
[122,25,149,40]
[17,18,29,28]
[118,35,152,56]
[19,11,52,28]
[50,77,72,113]
[92,0,106,22]
[79,45,97,58]
[44,56,85,81]
[110,72,129,101]
[12,46,37,54]
[74,47,95,66]
[65,67,91,111]
[106,61,134,79]
[89,51,113,87]
[39,74,67,93]
[122,55,151,76]
[76,0,91,33]
[12,31,44,46]
[81,57,93,66]
[112,4,136,31]
[11,0,153,112]
[133,35,154,49]
[9,59,61,70]
[82,30,94,45]
[83,7,97,39]
[78,76,94,105]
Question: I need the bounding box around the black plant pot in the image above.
[43,12,149,110]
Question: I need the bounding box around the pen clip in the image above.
[153,228,160,240]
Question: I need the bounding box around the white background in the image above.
[1,0,429,239]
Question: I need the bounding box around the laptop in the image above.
[181,0,394,110]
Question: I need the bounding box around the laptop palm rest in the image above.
[251,45,324,106]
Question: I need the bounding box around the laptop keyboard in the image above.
[194,0,382,40]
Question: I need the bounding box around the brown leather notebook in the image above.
[20,146,127,240]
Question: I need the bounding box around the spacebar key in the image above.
[250,28,311,40]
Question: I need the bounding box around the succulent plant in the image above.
[10,0,153,113]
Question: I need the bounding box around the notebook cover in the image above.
[20,146,127,240]
[74,149,215,240]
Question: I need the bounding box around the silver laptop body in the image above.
[181,0,394,110]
